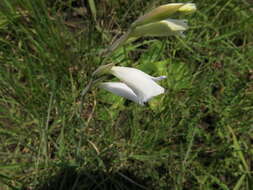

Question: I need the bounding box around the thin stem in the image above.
[79,27,133,116]
[101,28,133,57]
[79,78,93,117]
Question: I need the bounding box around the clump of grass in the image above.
[0,0,252,190]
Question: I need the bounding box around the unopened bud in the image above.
[132,3,184,28]
[130,19,188,38]
[131,3,196,28]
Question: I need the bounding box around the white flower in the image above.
[99,66,166,105]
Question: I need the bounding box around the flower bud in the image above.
[130,19,188,38]
[132,3,196,28]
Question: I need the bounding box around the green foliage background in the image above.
[0,0,252,189]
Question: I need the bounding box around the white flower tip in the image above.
[178,3,196,13]
[158,75,167,80]
[152,75,167,81]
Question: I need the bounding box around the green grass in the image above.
[0,0,253,189]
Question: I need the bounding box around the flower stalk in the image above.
[81,3,196,107]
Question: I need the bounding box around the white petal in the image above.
[110,66,165,102]
[99,82,142,104]
[164,19,188,31]
[111,66,166,81]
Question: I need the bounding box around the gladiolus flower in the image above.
[99,66,166,105]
